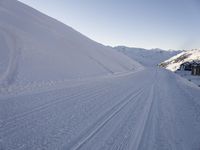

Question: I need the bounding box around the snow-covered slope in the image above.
[115,46,181,67]
[0,0,142,87]
[160,49,200,71]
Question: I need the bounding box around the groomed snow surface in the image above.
[1,0,200,150]
[1,68,200,150]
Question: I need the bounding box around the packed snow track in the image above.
[0,68,200,150]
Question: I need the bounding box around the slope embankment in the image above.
[0,0,143,91]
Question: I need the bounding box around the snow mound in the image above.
[115,46,181,67]
[0,1,142,87]
[160,49,200,71]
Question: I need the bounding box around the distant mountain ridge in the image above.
[115,46,181,67]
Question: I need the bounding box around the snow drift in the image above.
[0,0,142,87]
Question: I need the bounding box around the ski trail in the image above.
[68,69,159,150]
[1,68,200,150]
[64,87,145,150]
[0,81,121,137]
[1,83,106,127]
[96,85,154,150]
[132,85,155,149]
[0,71,148,150]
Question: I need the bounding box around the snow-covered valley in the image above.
[1,0,200,150]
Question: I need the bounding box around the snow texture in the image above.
[115,46,181,67]
[0,1,200,150]
[160,49,200,71]
[0,0,142,88]
[1,68,200,150]
[160,49,200,86]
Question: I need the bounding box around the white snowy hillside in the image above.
[1,1,200,150]
[0,0,142,87]
[160,49,200,71]
[115,46,181,67]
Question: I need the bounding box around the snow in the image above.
[0,0,142,89]
[160,49,200,86]
[160,49,200,71]
[1,1,200,150]
[175,70,200,87]
[1,68,200,150]
[0,27,20,87]
[115,46,181,67]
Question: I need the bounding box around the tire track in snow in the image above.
[64,87,145,150]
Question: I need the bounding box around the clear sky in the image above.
[19,0,200,50]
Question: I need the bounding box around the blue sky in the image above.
[19,0,200,50]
